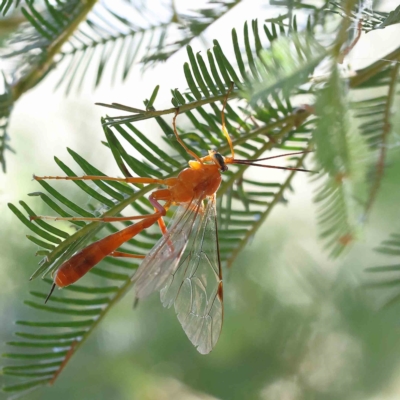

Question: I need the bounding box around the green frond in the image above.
[2,0,152,95]
[222,146,311,267]
[2,0,243,97]
[242,32,327,107]
[54,5,170,93]
[312,64,367,257]
[2,0,92,92]
[103,18,319,128]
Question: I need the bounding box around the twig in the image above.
[98,91,240,125]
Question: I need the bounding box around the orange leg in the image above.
[34,175,178,186]
[30,213,159,223]
[155,209,174,252]
[157,216,168,237]
[31,191,173,223]
[32,174,178,221]
[109,251,145,259]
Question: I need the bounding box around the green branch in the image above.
[100,91,240,125]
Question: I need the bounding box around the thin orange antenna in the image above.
[172,108,201,162]
[221,82,235,159]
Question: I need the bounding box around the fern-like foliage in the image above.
[0,0,242,170]
[242,32,326,106]
[102,18,323,125]
[2,0,93,96]
[2,0,242,93]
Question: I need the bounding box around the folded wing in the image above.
[133,196,202,298]
[134,195,223,354]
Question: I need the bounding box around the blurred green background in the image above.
[2,1,400,399]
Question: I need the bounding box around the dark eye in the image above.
[214,153,228,172]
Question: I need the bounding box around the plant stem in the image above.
[101,91,240,125]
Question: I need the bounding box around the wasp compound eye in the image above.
[214,153,228,172]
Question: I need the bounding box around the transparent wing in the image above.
[133,196,203,299]
[160,196,223,354]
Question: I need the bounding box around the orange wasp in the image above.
[32,87,312,354]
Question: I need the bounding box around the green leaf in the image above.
[147,85,160,109]
[3,379,49,393]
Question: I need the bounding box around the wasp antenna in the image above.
[233,161,317,173]
[234,150,313,163]
[45,283,56,304]
[221,82,235,159]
